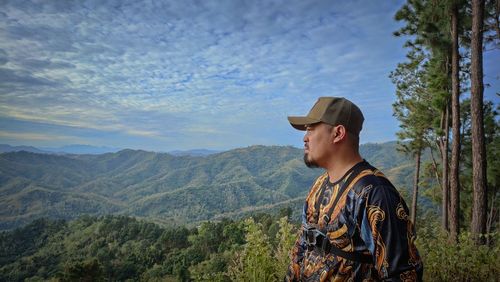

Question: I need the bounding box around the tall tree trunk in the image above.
[449,0,461,243]
[440,105,450,232]
[470,0,488,245]
[411,149,421,226]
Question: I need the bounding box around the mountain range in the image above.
[0,144,221,156]
[0,144,121,155]
[0,142,415,230]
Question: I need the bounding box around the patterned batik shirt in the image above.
[285,160,423,282]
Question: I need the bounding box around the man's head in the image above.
[287,97,364,168]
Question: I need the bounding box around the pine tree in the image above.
[470,0,488,245]
[393,0,454,230]
[449,0,462,243]
[391,50,433,226]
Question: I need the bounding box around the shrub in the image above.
[417,222,499,281]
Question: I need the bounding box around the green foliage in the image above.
[0,215,185,281]
[227,218,277,282]
[0,218,66,266]
[417,219,500,281]
[61,258,104,282]
[390,48,434,157]
[274,217,297,276]
[2,212,499,281]
[227,216,297,282]
[189,251,233,281]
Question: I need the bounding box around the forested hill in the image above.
[0,142,413,230]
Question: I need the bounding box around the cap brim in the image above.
[287,116,320,131]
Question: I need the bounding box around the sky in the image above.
[0,0,498,152]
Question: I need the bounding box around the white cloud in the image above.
[2,0,464,150]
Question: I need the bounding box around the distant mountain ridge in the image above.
[168,149,222,156]
[0,143,415,230]
[0,144,50,154]
[0,144,222,156]
[41,144,122,155]
[0,144,121,155]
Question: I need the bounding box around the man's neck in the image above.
[326,153,363,183]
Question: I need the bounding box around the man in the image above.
[285,97,423,281]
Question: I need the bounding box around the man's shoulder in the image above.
[349,166,395,195]
[352,170,403,205]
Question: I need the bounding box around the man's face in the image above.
[303,123,334,168]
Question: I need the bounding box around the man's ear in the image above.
[332,125,346,143]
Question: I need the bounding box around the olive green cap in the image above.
[287,97,364,136]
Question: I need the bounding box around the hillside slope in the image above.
[0,143,414,230]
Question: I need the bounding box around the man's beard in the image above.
[303,153,319,168]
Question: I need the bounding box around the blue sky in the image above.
[0,0,498,152]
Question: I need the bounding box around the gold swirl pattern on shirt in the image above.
[333,264,352,282]
[306,173,328,223]
[327,223,348,239]
[330,169,373,221]
[367,205,385,237]
[396,202,408,220]
[367,205,389,273]
[399,269,417,281]
[396,200,420,266]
